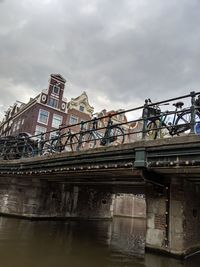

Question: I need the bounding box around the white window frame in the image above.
[69,115,78,125]
[53,85,60,95]
[98,121,102,128]
[79,105,85,112]
[49,131,58,140]
[52,114,63,128]
[38,109,49,125]
[13,123,16,132]
[35,125,47,139]
[48,97,58,109]
[16,119,21,130]
[80,120,88,130]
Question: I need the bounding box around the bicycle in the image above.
[146,99,200,139]
[43,128,78,154]
[0,136,16,160]
[16,133,35,158]
[38,127,76,155]
[72,115,125,151]
[34,132,61,156]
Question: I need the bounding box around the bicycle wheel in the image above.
[6,145,18,160]
[41,141,51,155]
[195,111,200,134]
[51,139,63,152]
[174,110,200,134]
[147,121,158,140]
[78,132,96,150]
[0,143,5,159]
[22,144,34,158]
[64,134,79,152]
[109,126,125,145]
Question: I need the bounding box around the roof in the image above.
[51,74,66,83]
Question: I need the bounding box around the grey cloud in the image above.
[0,0,200,118]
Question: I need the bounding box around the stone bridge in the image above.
[0,134,200,258]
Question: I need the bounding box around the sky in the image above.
[0,0,200,120]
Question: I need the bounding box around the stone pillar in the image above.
[145,183,168,253]
[170,179,200,257]
[146,178,200,258]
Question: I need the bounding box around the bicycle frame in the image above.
[100,117,116,145]
[91,116,121,146]
[74,115,124,150]
[147,101,192,138]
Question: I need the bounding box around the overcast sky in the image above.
[0,0,200,119]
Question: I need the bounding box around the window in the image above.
[12,123,16,132]
[69,115,78,125]
[80,120,88,130]
[79,105,84,112]
[48,97,58,108]
[35,125,47,139]
[38,109,49,125]
[52,114,63,128]
[16,119,21,130]
[118,114,124,122]
[49,131,57,140]
[53,85,60,95]
[98,121,102,128]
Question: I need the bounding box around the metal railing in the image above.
[1,91,200,160]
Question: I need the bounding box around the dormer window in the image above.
[53,84,60,95]
[48,97,58,108]
[79,105,84,112]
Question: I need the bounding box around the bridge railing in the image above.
[1,91,200,159]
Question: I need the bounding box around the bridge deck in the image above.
[0,134,200,185]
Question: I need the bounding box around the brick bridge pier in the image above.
[145,178,200,258]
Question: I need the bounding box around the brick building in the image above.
[0,74,94,139]
[0,101,22,137]
[67,91,94,133]
[95,109,129,143]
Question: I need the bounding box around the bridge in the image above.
[1,92,200,258]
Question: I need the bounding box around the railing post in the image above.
[190,91,196,134]
[142,99,149,139]
[39,133,44,155]
[57,127,62,152]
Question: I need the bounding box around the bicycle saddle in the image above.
[173,101,184,108]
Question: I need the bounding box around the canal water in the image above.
[0,216,199,267]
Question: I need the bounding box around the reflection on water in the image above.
[0,216,199,267]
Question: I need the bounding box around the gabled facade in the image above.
[96,108,128,133]
[0,75,94,140]
[0,101,23,136]
[96,109,127,127]
[0,74,68,139]
[95,109,143,143]
[66,91,94,132]
[91,109,129,145]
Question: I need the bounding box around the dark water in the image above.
[0,216,199,267]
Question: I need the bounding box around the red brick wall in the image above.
[47,76,66,110]
[66,108,92,133]
[11,103,68,138]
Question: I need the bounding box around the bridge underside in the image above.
[1,135,200,258]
